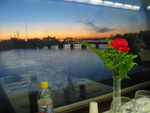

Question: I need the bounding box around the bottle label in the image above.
[38,104,53,113]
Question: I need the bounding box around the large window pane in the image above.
[0,0,150,113]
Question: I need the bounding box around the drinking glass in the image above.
[110,96,135,113]
[134,90,150,113]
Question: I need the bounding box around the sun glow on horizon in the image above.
[0,27,144,40]
[0,22,116,40]
[0,32,113,40]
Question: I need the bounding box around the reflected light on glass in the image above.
[64,0,140,11]
[113,2,124,8]
[147,6,150,10]
[64,0,74,1]
[74,0,89,3]
[89,0,103,5]
[132,6,140,10]
[124,4,132,9]
[103,1,113,6]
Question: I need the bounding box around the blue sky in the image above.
[0,0,147,39]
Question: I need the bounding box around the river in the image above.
[0,44,112,89]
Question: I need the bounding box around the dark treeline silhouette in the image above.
[0,36,61,51]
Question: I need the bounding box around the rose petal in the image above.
[109,38,129,48]
[116,47,130,52]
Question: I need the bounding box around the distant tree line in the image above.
[0,37,61,51]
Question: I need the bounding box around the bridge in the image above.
[57,41,108,49]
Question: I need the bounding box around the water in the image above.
[0,45,112,89]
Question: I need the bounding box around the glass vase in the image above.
[113,76,121,99]
[112,76,122,112]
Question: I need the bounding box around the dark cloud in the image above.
[81,20,115,33]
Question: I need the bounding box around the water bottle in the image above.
[37,81,53,113]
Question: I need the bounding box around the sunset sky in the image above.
[0,0,147,40]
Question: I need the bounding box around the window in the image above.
[0,0,150,113]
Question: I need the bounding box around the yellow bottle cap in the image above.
[40,81,49,88]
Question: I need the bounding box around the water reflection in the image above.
[0,46,112,82]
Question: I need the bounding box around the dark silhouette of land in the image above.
[0,30,150,52]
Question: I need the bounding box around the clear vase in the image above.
[113,76,121,99]
[112,76,122,113]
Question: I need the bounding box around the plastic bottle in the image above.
[37,81,53,113]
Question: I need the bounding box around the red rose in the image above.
[109,38,130,52]
[116,46,130,52]
[109,38,128,47]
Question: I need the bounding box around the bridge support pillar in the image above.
[95,44,99,49]
[70,44,74,49]
[81,45,87,49]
